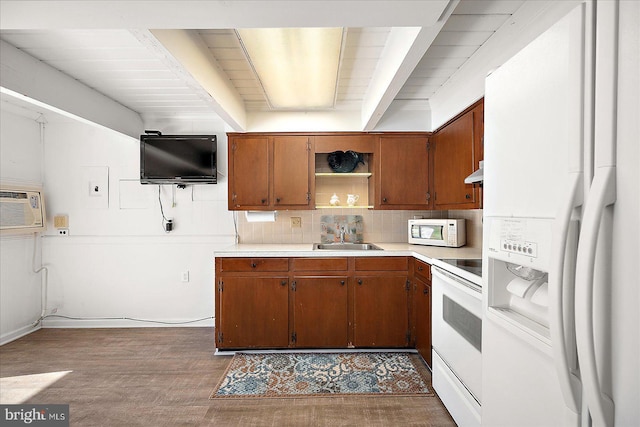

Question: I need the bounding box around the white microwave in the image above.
[408,219,466,247]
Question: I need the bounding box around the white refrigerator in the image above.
[482,1,638,426]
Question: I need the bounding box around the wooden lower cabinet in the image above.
[353,275,410,347]
[292,276,349,348]
[216,276,289,349]
[413,276,432,366]
[215,256,423,352]
[412,258,432,367]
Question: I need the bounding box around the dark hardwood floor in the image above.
[0,328,456,426]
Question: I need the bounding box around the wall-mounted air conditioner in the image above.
[0,185,46,234]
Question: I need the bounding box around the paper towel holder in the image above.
[245,211,278,223]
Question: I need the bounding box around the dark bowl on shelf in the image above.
[327,150,365,173]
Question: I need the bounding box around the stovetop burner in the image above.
[441,258,482,279]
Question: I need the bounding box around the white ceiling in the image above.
[0,0,525,133]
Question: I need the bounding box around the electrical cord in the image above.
[31,233,48,327]
[158,185,172,232]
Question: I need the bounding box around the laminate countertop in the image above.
[214,243,482,266]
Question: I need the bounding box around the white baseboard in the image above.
[1,323,42,346]
[41,317,214,328]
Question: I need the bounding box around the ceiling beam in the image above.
[136,30,247,132]
[0,1,451,29]
[360,0,459,130]
[0,40,143,138]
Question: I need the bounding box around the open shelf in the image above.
[314,153,373,209]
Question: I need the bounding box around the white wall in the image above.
[0,108,45,343]
[38,118,235,328]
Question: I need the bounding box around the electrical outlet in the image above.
[58,229,69,236]
[181,271,190,282]
[291,217,302,228]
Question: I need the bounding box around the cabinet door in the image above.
[218,276,289,348]
[228,136,270,209]
[414,277,432,367]
[377,135,431,209]
[433,101,483,209]
[273,136,312,208]
[353,275,409,347]
[293,277,349,348]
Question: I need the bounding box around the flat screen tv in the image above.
[140,134,217,184]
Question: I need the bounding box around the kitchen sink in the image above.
[313,243,383,251]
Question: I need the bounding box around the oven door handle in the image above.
[432,266,481,296]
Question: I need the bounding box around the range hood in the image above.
[464,160,484,184]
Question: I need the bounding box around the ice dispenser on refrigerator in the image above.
[486,218,554,346]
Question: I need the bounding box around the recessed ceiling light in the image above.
[236,28,344,110]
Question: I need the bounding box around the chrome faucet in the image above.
[339,226,346,243]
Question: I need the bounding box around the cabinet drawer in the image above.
[414,258,431,281]
[219,257,289,272]
[355,256,408,271]
[291,257,348,272]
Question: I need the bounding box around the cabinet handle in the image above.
[418,266,423,271]
[382,197,388,203]
[281,280,287,286]
[251,263,257,268]
[423,288,429,295]
[357,279,363,285]
[465,194,471,199]
[261,199,266,204]
[276,197,281,203]
[340,280,345,286]
[426,192,431,201]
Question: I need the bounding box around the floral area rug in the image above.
[210,352,433,399]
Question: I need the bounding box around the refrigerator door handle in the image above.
[575,166,616,427]
[550,172,583,414]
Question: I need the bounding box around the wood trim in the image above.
[432,98,484,133]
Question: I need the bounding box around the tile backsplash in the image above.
[237,208,483,249]
[320,215,364,243]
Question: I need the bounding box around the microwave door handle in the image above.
[549,172,583,415]
[575,167,616,427]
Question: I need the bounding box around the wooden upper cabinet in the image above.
[273,135,312,208]
[314,134,375,153]
[227,134,313,210]
[228,136,270,209]
[376,134,431,209]
[432,99,483,210]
